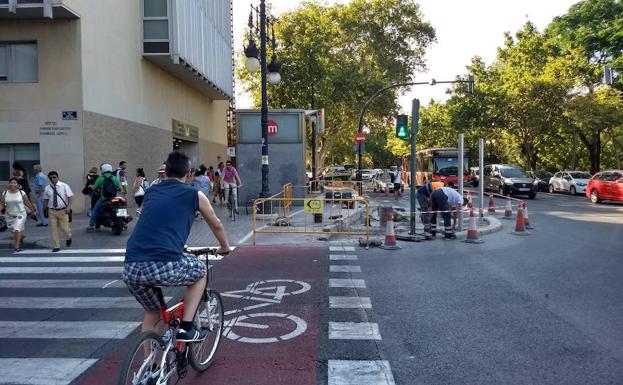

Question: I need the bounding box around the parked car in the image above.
[483,164,537,199]
[549,171,592,195]
[350,169,377,181]
[469,167,480,187]
[371,171,404,193]
[586,170,623,204]
[528,170,553,192]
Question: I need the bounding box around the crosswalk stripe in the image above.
[0,358,99,385]
[328,360,395,385]
[0,256,125,263]
[329,246,356,252]
[16,249,127,254]
[0,266,122,274]
[329,254,358,261]
[330,265,361,273]
[0,279,126,288]
[329,322,382,340]
[0,296,171,309]
[329,278,366,288]
[0,321,139,339]
[329,296,372,309]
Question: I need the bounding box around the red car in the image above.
[586,170,623,203]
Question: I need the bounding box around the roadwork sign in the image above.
[304,199,323,214]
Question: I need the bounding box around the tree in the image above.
[237,0,436,167]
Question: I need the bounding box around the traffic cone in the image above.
[463,207,484,244]
[487,193,496,213]
[511,206,530,236]
[523,201,533,230]
[503,196,513,220]
[380,211,401,250]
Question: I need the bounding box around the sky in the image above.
[232,0,580,112]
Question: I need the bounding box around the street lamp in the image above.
[244,1,281,207]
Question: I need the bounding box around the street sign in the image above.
[304,199,323,214]
[355,132,367,144]
[227,147,236,157]
[268,119,278,136]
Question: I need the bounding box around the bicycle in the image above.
[225,184,240,221]
[118,248,226,385]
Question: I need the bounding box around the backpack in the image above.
[102,176,118,198]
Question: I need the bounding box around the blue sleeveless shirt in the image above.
[125,179,199,262]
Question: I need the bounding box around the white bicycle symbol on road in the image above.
[221,279,311,344]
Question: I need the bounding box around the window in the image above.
[597,172,611,181]
[0,43,38,83]
[554,172,561,178]
[0,144,40,182]
[606,172,622,182]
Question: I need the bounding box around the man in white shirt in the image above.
[44,171,73,252]
[393,166,403,200]
[430,182,468,240]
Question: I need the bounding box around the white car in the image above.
[549,171,592,195]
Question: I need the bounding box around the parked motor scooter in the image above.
[96,197,132,235]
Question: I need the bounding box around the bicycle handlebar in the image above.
[184,247,230,257]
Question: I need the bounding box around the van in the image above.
[483,164,537,199]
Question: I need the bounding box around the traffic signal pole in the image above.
[410,98,420,235]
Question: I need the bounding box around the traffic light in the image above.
[396,114,409,140]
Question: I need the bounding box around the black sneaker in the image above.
[444,233,457,240]
[52,248,60,252]
[66,238,72,247]
[176,324,207,342]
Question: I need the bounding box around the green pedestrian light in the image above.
[396,114,409,140]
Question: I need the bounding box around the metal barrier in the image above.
[283,183,292,214]
[252,197,370,245]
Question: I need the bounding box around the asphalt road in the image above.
[347,191,623,384]
[1,191,621,385]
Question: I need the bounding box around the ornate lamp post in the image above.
[244,1,281,206]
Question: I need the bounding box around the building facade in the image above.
[0,0,233,212]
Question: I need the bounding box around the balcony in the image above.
[0,0,79,19]
[142,0,233,100]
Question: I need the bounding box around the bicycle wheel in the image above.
[189,289,224,371]
[228,189,236,221]
[118,331,165,385]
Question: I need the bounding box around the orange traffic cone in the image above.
[488,193,496,213]
[463,207,484,244]
[503,196,513,220]
[380,210,401,250]
[512,206,530,236]
[523,201,533,230]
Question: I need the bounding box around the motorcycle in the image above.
[96,197,133,235]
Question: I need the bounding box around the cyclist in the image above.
[122,151,231,342]
[221,160,242,214]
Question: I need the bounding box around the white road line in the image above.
[328,360,395,385]
[329,246,356,252]
[0,266,121,274]
[328,322,382,340]
[0,358,98,385]
[0,256,124,263]
[329,278,366,288]
[329,296,372,309]
[0,279,126,288]
[329,254,358,261]
[0,296,170,309]
[0,321,139,339]
[16,249,127,254]
[330,265,362,273]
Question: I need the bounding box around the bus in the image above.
[414,147,471,186]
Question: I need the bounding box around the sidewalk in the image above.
[0,203,256,251]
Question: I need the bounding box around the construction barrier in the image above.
[252,197,370,245]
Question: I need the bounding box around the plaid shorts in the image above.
[122,253,206,310]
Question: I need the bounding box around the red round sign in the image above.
[268,119,278,137]
[355,132,367,144]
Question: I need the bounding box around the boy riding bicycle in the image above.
[123,151,231,342]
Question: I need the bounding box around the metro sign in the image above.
[268,119,278,137]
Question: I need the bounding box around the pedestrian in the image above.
[416,178,435,238]
[133,168,149,215]
[0,177,37,252]
[32,164,48,227]
[150,163,167,188]
[12,162,31,201]
[429,181,468,240]
[192,168,211,198]
[115,161,128,196]
[83,166,99,217]
[43,171,73,252]
[207,166,215,192]
[393,166,403,200]
[213,161,224,205]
